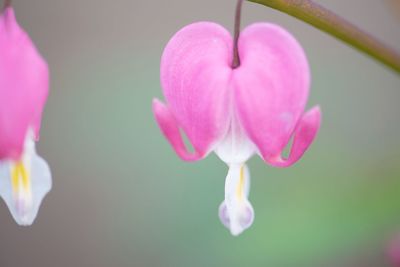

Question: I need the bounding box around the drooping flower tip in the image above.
[264,105,322,168]
[0,133,52,226]
[152,98,205,162]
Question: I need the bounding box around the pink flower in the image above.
[153,22,321,235]
[388,233,400,267]
[0,7,51,226]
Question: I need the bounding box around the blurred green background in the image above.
[1,0,400,266]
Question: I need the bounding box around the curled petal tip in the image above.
[265,105,322,167]
[152,99,204,161]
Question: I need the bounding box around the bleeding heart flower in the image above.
[0,6,51,226]
[153,19,321,235]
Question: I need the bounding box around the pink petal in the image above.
[233,23,316,165]
[159,22,233,160]
[0,8,49,160]
[266,106,321,167]
[152,99,203,161]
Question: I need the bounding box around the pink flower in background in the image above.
[0,7,51,226]
[388,233,400,267]
[153,22,321,235]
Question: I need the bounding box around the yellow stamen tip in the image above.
[11,161,32,201]
[236,165,245,201]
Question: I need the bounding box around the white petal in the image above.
[219,163,254,236]
[214,113,256,164]
[0,137,51,226]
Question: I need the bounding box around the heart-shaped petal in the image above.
[157,22,234,159]
[234,23,311,164]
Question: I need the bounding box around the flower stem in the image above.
[247,0,400,74]
[232,0,244,69]
[3,0,11,9]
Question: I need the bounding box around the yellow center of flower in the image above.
[11,161,32,204]
[236,165,245,201]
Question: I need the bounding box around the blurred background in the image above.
[1,0,400,266]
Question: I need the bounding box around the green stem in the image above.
[247,0,400,74]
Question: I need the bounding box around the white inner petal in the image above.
[214,107,256,235]
[219,163,254,236]
[214,113,256,164]
[0,132,52,226]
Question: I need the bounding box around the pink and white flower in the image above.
[0,7,51,226]
[153,22,321,235]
